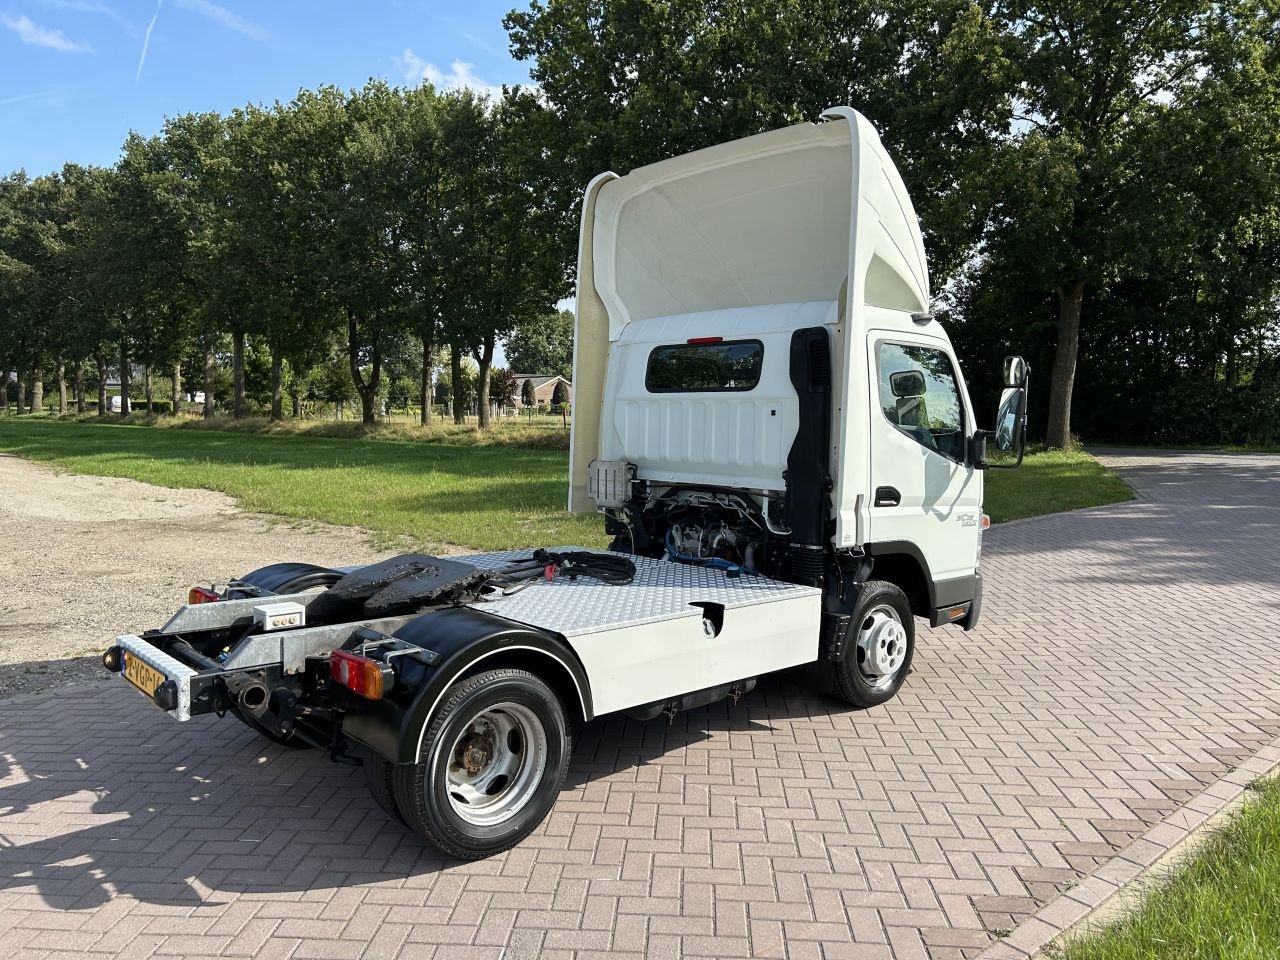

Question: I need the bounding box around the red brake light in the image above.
[188,586,221,605]
[687,336,723,345]
[330,650,392,700]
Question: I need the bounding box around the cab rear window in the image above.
[644,339,764,393]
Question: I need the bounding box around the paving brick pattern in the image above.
[1,449,1277,960]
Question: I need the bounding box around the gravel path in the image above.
[0,454,390,698]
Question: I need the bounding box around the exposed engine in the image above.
[608,487,789,577]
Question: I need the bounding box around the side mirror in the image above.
[890,370,926,398]
[993,387,1025,452]
[974,358,1030,470]
[1003,355,1028,388]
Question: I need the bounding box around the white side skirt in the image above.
[569,594,821,716]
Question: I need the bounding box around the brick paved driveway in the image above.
[1,450,1277,960]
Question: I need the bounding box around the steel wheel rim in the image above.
[855,604,908,691]
[443,701,548,827]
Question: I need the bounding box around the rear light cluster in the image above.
[330,650,393,700]
[188,586,222,605]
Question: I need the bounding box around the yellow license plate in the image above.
[123,652,166,699]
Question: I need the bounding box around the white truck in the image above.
[102,107,1028,860]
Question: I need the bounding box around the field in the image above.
[0,417,1131,550]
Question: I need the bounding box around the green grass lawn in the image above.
[1058,777,1280,960]
[0,416,603,552]
[984,448,1133,523]
[0,417,1130,549]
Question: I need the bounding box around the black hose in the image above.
[524,549,636,585]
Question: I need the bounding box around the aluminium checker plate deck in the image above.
[459,549,820,637]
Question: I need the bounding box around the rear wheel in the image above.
[364,753,405,823]
[393,668,571,860]
[833,580,914,708]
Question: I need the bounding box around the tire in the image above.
[393,668,571,860]
[833,580,915,709]
[364,752,405,823]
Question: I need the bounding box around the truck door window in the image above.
[876,343,964,462]
[645,339,764,392]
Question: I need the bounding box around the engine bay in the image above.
[605,485,793,579]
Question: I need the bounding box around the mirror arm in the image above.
[969,430,991,470]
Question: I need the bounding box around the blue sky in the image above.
[0,1,534,175]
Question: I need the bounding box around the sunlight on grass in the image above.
[984,449,1132,523]
[0,417,601,552]
[1057,777,1280,960]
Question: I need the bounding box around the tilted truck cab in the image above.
[103,107,1029,860]
[572,106,1005,631]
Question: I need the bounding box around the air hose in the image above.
[664,530,755,577]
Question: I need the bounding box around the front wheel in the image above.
[833,580,915,708]
[393,668,571,860]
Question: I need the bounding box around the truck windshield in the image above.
[645,339,763,392]
[877,343,965,462]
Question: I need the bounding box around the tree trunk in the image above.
[118,341,131,416]
[450,344,465,424]
[232,329,247,418]
[203,347,216,419]
[270,347,284,421]
[1045,279,1085,449]
[15,369,25,415]
[74,362,85,413]
[474,335,495,430]
[292,392,301,419]
[95,349,108,415]
[56,361,67,415]
[419,333,434,427]
[144,365,154,415]
[31,367,43,414]
[0,373,8,415]
[171,360,181,415]
[346,310,383,426]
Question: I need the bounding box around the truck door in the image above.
[864,331,982,606]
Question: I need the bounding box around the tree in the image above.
[490,367,518,410]
[521,376,535,409]
[977,0,1239,447]
[504,308,574,379]
[551,379,569,407]
[435,89,575,429]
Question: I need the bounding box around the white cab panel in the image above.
[600,302,834,491]
[864,325,983,584]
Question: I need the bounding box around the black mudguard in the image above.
[229,561,345,596]
[339,606,593,764]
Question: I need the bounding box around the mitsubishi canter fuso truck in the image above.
[102,107,1029,859]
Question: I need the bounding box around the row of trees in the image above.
[0,81,575,427]
[3,1,1279,445]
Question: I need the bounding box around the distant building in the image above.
[512,374,573,406]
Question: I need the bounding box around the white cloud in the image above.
[395,50,503,101]
[41,0,135,33]
[2,13,92,52]
[174,0,265,42]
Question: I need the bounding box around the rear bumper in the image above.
[114,634,201,720]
